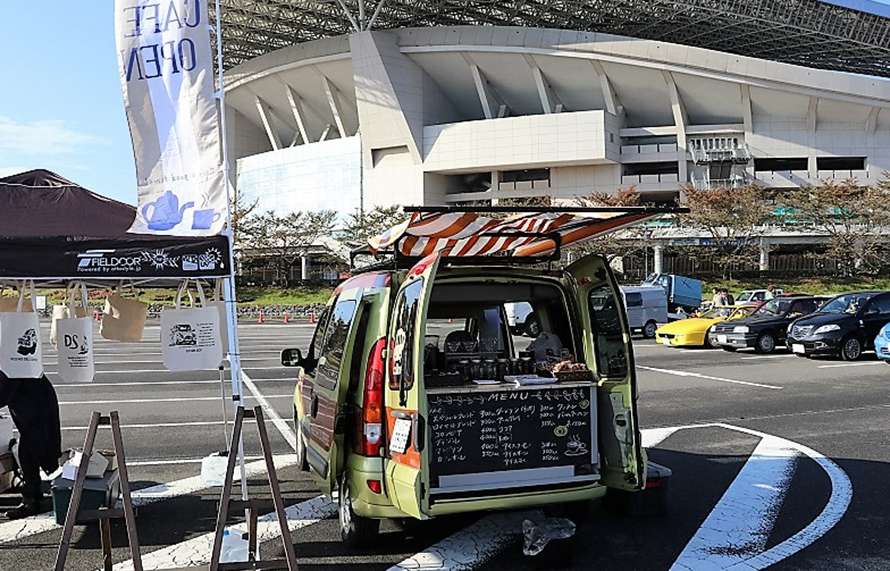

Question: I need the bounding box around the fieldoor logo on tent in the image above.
[77,249,143,273]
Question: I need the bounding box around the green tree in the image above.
[572,188,655,267]
[680,184,773,279]
[242,210,337,286]
[339,206,406,249]
[784,178,890,276]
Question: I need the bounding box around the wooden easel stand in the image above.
[54,410,143,571]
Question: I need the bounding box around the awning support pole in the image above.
[215,0,249,505]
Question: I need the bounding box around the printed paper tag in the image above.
[390,417,412,455]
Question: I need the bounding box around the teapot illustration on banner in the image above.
[141,191,195,231]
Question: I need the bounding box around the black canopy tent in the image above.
[0,170,230,282]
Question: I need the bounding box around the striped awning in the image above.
[367,209,661,259]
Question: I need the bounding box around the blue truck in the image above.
[642,273,703,313]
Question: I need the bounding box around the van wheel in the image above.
[293,408,308,472]
[840,336,863,361]
[754,333,776,354]
[642,321,657,339]
[525,316,542,338]
[339,478,379,549]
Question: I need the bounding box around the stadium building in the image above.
[219,0,890,275]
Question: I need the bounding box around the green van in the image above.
[283,252,648,546]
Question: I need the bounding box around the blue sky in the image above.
[0,2,137,204]
[2,1,890,206]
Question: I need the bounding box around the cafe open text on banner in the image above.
[115,0,225,236]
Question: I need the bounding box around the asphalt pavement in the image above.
[0,322,888,570]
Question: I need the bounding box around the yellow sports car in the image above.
[655,305,757,348]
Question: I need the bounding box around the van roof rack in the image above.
[350,205,688,270]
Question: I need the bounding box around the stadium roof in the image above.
[216,0,890,77]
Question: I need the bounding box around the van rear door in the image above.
[384,254,441,519]
[565,256,645,491]
[304,287,363,496]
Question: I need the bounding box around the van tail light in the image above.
[355,338,386,457]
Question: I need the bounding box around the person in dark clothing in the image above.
[0,372,62,519]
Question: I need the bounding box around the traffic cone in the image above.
[257,310,265,324]
[283,311,290,324]
[309,310,316,324]
[94,310,101,322]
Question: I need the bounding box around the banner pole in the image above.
[214,0,249,504]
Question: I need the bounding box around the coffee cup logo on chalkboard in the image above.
[554,425,568,437]
[564,435,589,457]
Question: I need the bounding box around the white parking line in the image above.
[670,434,799,569]
[53,378,290,389]
[741,354,796,360]
[0,455,298,545]
[60,419,273,431]
[58,394,292,406]
[380,423,849,571]
[637,365,784,390]
[818,361,884,369]
[113,496,336,571]
[389,511,532,571]
[241,371,297,450]
[45,366,285,376]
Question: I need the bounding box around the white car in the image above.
[736,289,783,305]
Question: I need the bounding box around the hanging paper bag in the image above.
[0,281,44,379]
[56,283,95,383]
[51,283,90,347]
[100,284,148,342]
[160,280,223,371]
[208,279,230,354]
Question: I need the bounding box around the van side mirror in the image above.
[281,348,304,367]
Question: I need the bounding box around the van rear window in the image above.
[316,299,358,389]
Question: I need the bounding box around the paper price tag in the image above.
[390,417,412,454]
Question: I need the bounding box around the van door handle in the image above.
[413,415,425,452]
[391,411,412,420]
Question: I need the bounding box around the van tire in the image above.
[642,320,657,339]
[294,408,308,472]
[339,478,379,549]
[840,336,863,361]
[754,333,776,354]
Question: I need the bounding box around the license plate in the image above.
[717,334,727,344]
[792,344,805,354]
[661,337,671,346]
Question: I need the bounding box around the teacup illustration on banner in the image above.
[192,208,221,230]
[142,191,194,231]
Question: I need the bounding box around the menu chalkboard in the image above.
[427,385,596,487]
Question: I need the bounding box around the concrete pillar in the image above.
[653,244,664,275]
[759,242,770,272]
[301,256,309,281]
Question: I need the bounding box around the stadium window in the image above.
[500,168,550,184]
[753,157,808,172]
[816,157,865,171]
[623,162,679,176]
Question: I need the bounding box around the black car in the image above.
[786,291,890,360]
[709,295,826,354]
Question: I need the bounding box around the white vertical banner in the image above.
[115,0,226,236]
